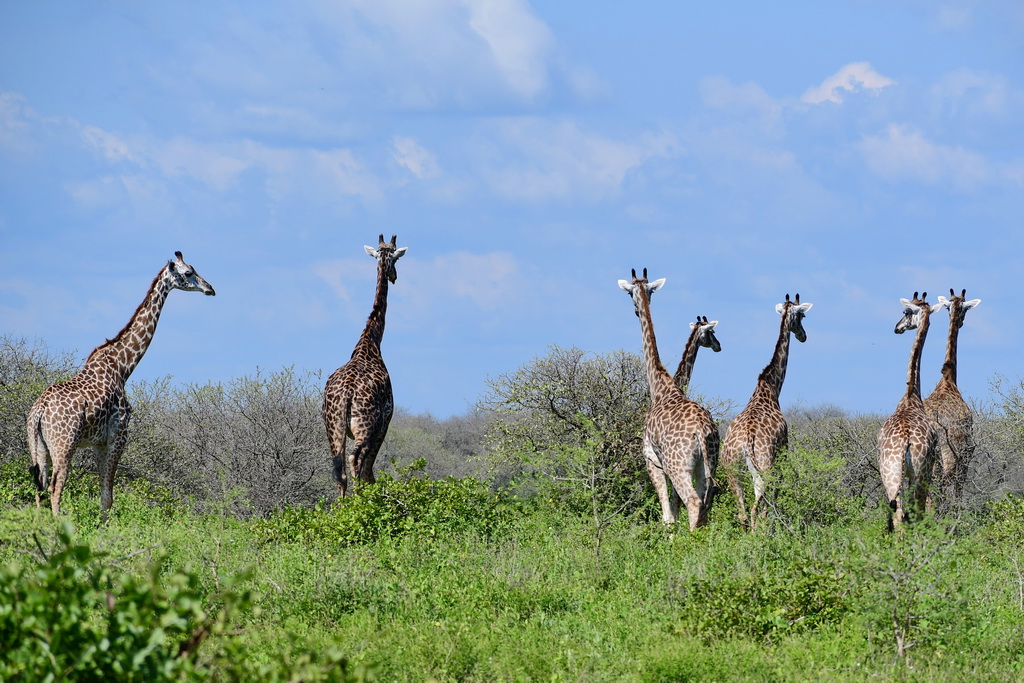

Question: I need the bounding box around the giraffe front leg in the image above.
[99,439,127,524]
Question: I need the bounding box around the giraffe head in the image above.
[364,234,408,284]
[894,291,942,334]
[167,251,216,296]
[617,267,665,317]
[690,316,721,352]
[774,293,813,342]
[936,288,981,329]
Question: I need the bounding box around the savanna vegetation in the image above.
[2,334,1024,680]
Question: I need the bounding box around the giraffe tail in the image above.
[26,410,48,492]
[699,436,719,509]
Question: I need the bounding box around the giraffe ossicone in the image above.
[323,233,407,498]
[26,251,215,522]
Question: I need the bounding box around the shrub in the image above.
[0,336,77,466]
[252,461,525,548]
[761,447,870,530]
[0,524,250,681]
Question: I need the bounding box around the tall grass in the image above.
[3,459,1024,681]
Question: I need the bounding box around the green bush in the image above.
[670,560,849,641]
[0,524,247,681]
[252,462,525,548]
[761,447,869,530]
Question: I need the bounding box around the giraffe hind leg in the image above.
[48,448,73,518]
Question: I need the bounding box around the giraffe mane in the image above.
[85,265,169,364]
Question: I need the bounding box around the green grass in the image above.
[2,465,1024,681]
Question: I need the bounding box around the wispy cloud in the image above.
[481,118,678,201]
[801,62,896,105]
[858,124,993,189]
[392,136,441,180]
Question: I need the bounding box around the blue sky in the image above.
[1,1,1021,418]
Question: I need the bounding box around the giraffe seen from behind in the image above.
[924,289,981,504]
[720,293,812,530]
[878,292,942,531]
[26,252,216,521]
[618,269,720,530]
[323,234,407,498]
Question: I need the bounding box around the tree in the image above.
[480,346,650,488]
[0,336,78,465]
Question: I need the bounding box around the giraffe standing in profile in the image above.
[720,293,813,530]
[924,289,981,504]
[323,234,407,498]
[673,316,721,393]
[878,292,942,531]
[618,269,719,530]
[26,252,216,521]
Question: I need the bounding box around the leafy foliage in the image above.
[252,460,525,548]
[0,524,247,681]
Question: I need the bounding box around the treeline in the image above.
[2,335,1023,521]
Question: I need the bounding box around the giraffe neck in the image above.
[355,258,389,354]
[906,309,932,400]
[84,267,175,383]
[672,326,703,395]
[758,313,792,401]
[636,288,674,401]
[940,305,960,385]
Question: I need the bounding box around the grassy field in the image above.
[2,462,1024,682]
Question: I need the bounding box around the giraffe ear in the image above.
[394,246,408,259]
[364,245,378,258]
[964,298,981,310]
[775,303,785,315]
[930,303,944,314]
[707,320,719,329]
[936,295,951,308]
[797,302,813,313]
[617,279,632,292]
[689,321,697,330]
[648,278,666,292]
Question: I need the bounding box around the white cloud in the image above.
[700,76,783,128]
[930,68,1022,121]
[310,0,560,110]
[934,4,973,30]
[152,138,251,191]
[465,0,554,100]
[482,118,678,200]
[80,126,142,164]
[859,124,992,189]
[392,136,440,179]
[401,250,521,312]
[0,92,36,151]
[802,62,896,105]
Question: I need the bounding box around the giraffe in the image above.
[878,292,942,531]
[618,269,720,530]
[323,234,407,498]
[673,315,721,393]
[720,293,813,530]
[26,252,215,521]
[924,289,980,504]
